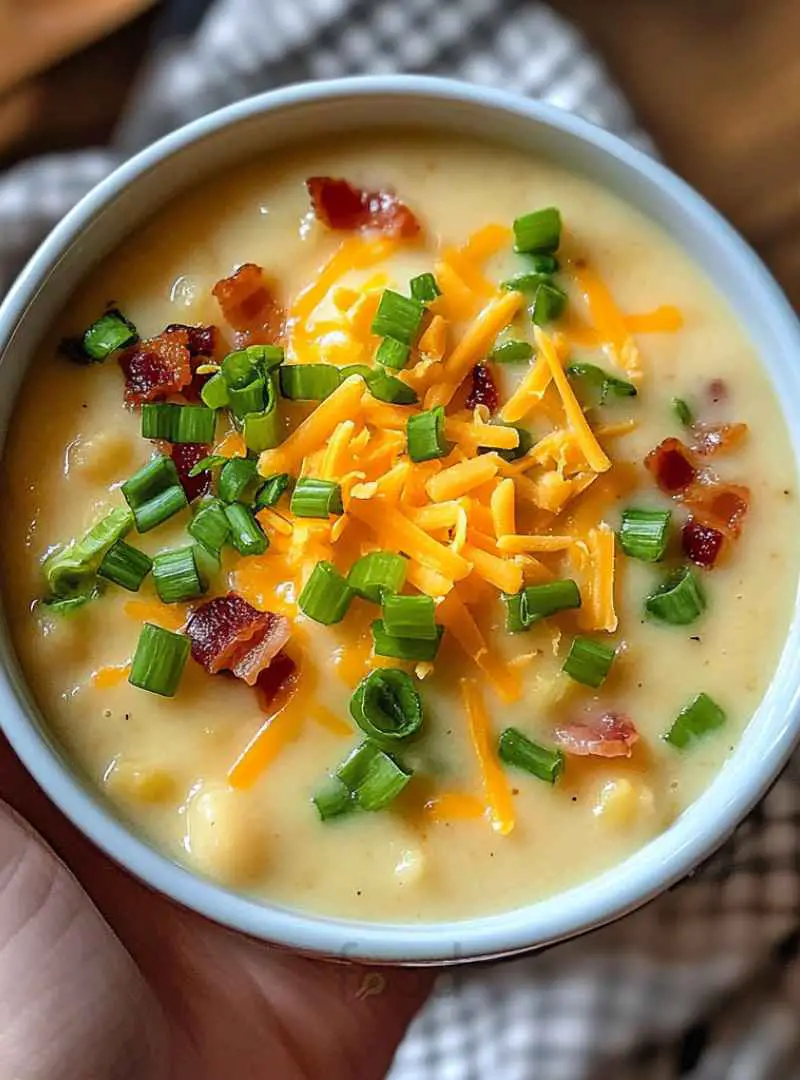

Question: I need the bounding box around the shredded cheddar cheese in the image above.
[461,679,515,835]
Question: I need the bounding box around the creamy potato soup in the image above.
[2,133,797,922]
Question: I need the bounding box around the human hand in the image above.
[0,734,432,1080]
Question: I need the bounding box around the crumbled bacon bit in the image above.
[554,713,639,758]
[186,594,291,687]
[691,422,748,456]
[708,378,728,403]
[682,517,725,568]
[645,437,696,494]
[212,264,284,348]
[170,442,211,502]
[118,328,192,404]
[686,482,750,538]
[255,651,297,711]
[306,177,421,238]
[164,323,221,401]
[465,364,499,413]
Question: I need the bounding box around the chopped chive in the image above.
[221,348,260,389]
[223,504,268,556]
[410,272,441,303]
[665,692,726,748]
[42,592,98,616]
[500,271,552,295]
[375,337,410,370]
[188,453,227,478]
[43,506,134,599]
[407,405,450,462]
[512,207,562,254]
[122,456,182,510]
[364,368,418,405]
[243,404,281,453]
[532,281,568,325]
[173,406,216,445]
[244,344,285,373]
[645,566,706,625]
[228,375,265,419]
[298,561,353,624]
[152,546,206,604]
[503,579,582,632]
[336,740,412,811]
[673,397,693,427]
[350,668,424,747]
[97,540,152,592]
[382,594,438,640]
[489,339,534,363]
[131,486,189,533]
[254,473,292,510]
[347,551,408,604]
[188,499,230,559]
[498,727,564,784]
[290,477,343,518]
[279,364,341,400]
[200,371,230,409]
[372,620,444,661]
[82,308,138,360]
[371,290,425,344]
[562,636,616,688]
[619,508,671,562]
[565,362,637,405]
[128,623,190,697]
[218,457,258,504]
[141,403,178,440]
[312,775,355,821]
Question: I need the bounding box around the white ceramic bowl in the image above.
[1,76,799,965]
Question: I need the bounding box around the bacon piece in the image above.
[465,364,499,413]
[119,328,192,404]
[164,323,222,402]
[254,651,297,711]
[691,422,748,457]
[682,517,725,568]
[306,177,421,238]
[645,437,696,494]
[554,712,639,758]
[685,481,750,538]
[212,263,284,348]
[171,442,211,502]
[186,594,291,687]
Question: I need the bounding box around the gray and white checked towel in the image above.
[2,3,800,1078]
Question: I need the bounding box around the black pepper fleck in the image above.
[690,636,701,643]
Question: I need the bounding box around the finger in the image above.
[0,800,168,1080]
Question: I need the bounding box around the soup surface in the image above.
[2,133,797,923]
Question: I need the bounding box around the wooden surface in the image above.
[1,0,799,304]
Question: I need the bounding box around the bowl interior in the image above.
[1,77,799,964]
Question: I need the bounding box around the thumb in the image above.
[0,800,165,1080]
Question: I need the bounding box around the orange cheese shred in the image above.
[424,793,487,823]
[425,455,499,503]
[462,542,523,594]
[228,676,310,790]
[213,430,247,459]
[438,590,521,703]
[311,704,353,738]
[499,354,552,424]
[461,678,515,836]
[123,599,187,631]
[490,477,516,538]
[91,663,131,689]
[497,534,574,554]
[348,498,472,581]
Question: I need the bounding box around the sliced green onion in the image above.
[498,727,564,783]
[221,349,259,389]
[218,457,258,503]
[122,456,181,510]
[312,775,355,821]
[350,668,423,747]
[279,364,341,400]
[246,344,285,373]
[375,337,410,370]
[503,579,581,632]
[494,425,533,463]
[665,692,726,748]
[336,740,412,811]
[42,592,98,616]
[291,477,343,518]
[228,375,265,419]
[365,368,418,405]
[565,362,637,405]
[513,207,562,254]
[174,406,216,445]
[188,454,227,478]
[132,487,189,533]
[82,308,138,360]
[347,551,408,603]
[645,566,706,625]
[298,561,353,624]
[188,499,230,558]
[224,504,268,557]
[43,506,133,598]
[562,636,616,688]
[200,371,230,409]
[128,623,190,697]
[528,254,559,273]
[407,405,450,462]
[339,364,374,382]
[673,397,693,427]
[489,339,534,363]
[254,473,292,510]
[532,281,568,325]
[501,271,552,295]
[243,406,281,454]
[152,546,206,603]
[141,403,178,440]
[371,290,425,344]
[619,508,671,562]
[97,540,152,592]
[382,594,438,640]
[372,620,444,661]
[409,272,441,303]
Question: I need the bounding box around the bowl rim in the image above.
[2,74,800,965]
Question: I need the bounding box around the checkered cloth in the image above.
[2,2,799,1078]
